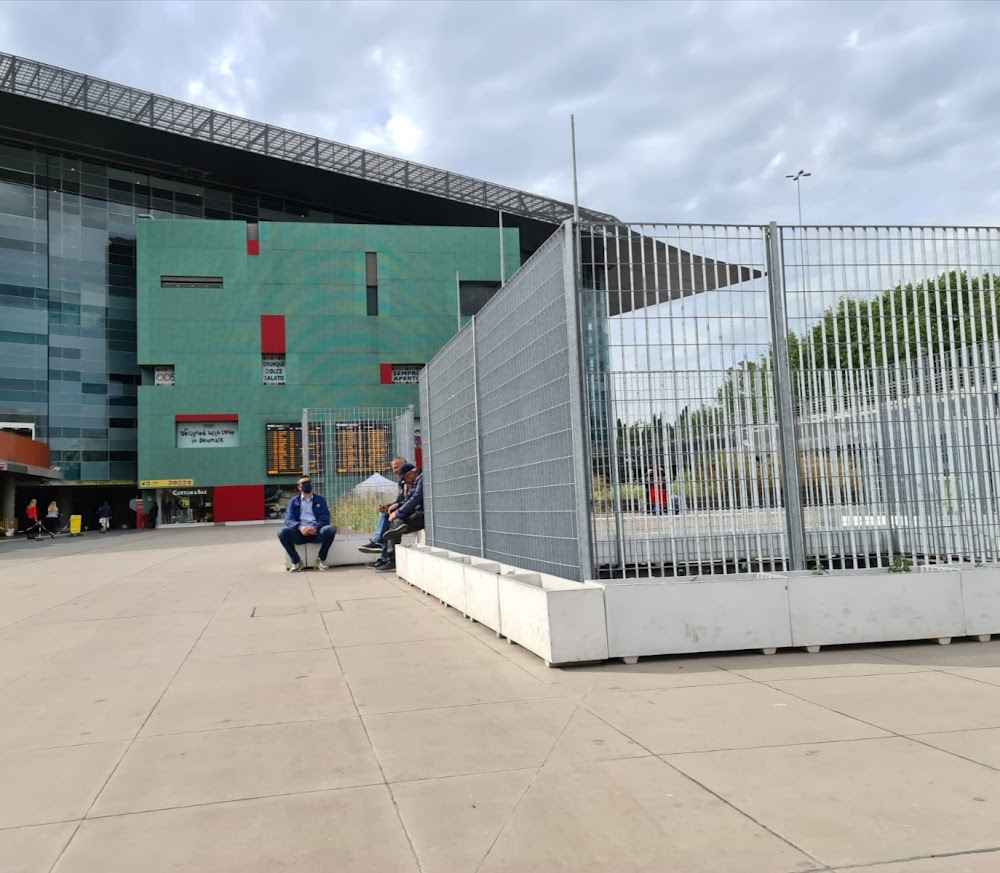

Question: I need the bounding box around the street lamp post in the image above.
[785,170,811,225]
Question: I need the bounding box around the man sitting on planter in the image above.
[374,464,423,573]
[278,475,337,571]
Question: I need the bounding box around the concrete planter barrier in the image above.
[463,560,502,631]
[958,566,1000,641]
[603,574,792,661]
[497,572,609,667]
[787,567,965,650]
[401,547,451,597]
[438,554,471,613]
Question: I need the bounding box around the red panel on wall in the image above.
[260,315,286,354]
[214,485,264,523]
[379,363,393,384]
[175,413,238,422]
[246,222,260,256]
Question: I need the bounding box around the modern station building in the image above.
[0,51,614,528]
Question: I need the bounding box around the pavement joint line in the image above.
[574,688,828,869]
[82,780,390,822]
[44,564,246,873]
[306,570,426,873]
[812,843,1000,871]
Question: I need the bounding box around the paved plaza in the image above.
[2,525,1000,872]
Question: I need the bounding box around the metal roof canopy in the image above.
[0,52,617,232]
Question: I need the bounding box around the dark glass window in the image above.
[459,281,501,317]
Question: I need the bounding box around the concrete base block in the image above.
[761,648,777,655]
[603,574,792,658]
[464,561,502,633]
[977,634,992,643]
[806,645,821,654]
[788,569,964,648]
[960,567,1000,638]
[498,573,609,665]
[622,656,639,665]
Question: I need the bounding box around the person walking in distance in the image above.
[45,499,60,534]
[98,501,112,533]
[147,500,159,529]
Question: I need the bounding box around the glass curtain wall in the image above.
[0,140,341,484]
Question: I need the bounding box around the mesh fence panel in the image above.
[421,328,481,555]
[421,227,586,579]
[476,228,583,579]
[304,406,412,537]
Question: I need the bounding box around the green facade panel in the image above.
[137,220,517,491]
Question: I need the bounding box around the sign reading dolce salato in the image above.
[263,355,286,385]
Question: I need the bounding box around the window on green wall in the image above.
[160,275,224,288]
[459,281,501,317]
[365,252,378,316]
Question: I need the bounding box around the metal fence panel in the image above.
[783,226,1000,567]
[421,327,482,555]
[580,223,783,576]
[475,227,584,579]
[303,406,412,536]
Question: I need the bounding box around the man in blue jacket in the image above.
[278,475,337,571]
[375,464,423,573]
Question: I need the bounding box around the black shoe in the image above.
[375,562,396,573]
[369,558,386,568]
[359,543,382,554]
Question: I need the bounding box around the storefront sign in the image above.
[155,366,175,386]
[176,422,239,448]
[263,355,286,385]
[140,478,194,487]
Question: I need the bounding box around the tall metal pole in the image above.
[498,210,505,284]
[571,115,580,223]
[785,170,811,225]
[301,408,310,477]
[766,223,807,570]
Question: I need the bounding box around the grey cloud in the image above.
[3,0,999,226]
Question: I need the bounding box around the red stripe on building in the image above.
[379,363,393,384]
[214,485,264,523]
[247,239,260,255]
[175,414,239,422]
[260,315,286,354]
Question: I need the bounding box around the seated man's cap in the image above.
[398,463,417,476]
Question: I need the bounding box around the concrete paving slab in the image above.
[92,718,381,816]
[189,627,332,659]
[874,639,1000,668]
[53,787,419,873]
[915,727,1000,770]
[202,611,327,638]
[0,740,126,827]
[833,852,1000,872]
[767,671,1000,734]
[670,737,1000,867]
[477,757,817,873]
[335,635,507,680]
[0,822,77,873]
[585,681,887,754]
[707,648,929,681]
[140,649,355,736]
[349,660,558,715]
[391,769,536,873]
[323,605,468,647]
[545,708,649,765]
[364,698,577,781]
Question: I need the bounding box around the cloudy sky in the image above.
[3,0,999,227]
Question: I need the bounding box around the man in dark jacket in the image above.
[375,464,423,572]
[278,475,337,571]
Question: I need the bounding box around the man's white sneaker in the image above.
[288,561,305,572]
[313,559,330,571]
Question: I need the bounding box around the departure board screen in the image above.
[266,423,324,476]
[335,422,390,474]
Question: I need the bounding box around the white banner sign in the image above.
[176,422,239,448]
[155,366,175,386]
[263,355,286,385]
